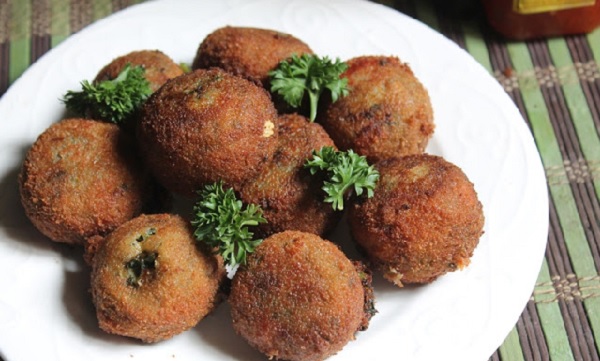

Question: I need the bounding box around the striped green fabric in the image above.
[51,0,70,47]
[2,0,600,360]
[8,0,31,84]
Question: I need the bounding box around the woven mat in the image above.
[2,0,600,360]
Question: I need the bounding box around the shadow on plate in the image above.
[60,245,142,346]
[0,143,56,254]
[61,247,98,336]
[194,301,265,361]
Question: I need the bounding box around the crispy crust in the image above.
[348,154,484,286]
[318,56,435,163]
[230,230,371,361]
[137,68,279,196]
[19,118,162,245]
[192,26,313,88]
[239,113,340,238]
[94,50,184,92]
[91,213,225,343]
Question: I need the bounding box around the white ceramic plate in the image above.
[0,0,549,360]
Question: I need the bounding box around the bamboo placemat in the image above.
[1,0,599,360]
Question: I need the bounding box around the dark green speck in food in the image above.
[126,251,158,287]
[135,227,157,242]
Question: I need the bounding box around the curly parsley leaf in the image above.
[61,64,152,124]
[191,181,266,267]
[305,146,379,211]
[269,54,349,122]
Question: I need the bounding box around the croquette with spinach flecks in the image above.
[230,230,374,361]
[91,213,225,343]
[348,154,484,286]
[19,118,165,245]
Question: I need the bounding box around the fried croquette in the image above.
[19,118,164,245]
[230,230,374,361]
[192,26,313,88]
[348,154,484,286]
[94,50,184,92]
[238,113,340,238]
[317,56,435,163]
[137,68,279,196]
[91,213,225,343]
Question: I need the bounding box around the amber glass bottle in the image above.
[482,0,600,39]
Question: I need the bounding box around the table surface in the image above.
[1,0,599,360]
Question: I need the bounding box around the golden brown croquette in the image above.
[91,213,225,343]
[136,68,279,197]
[317,56,435,163]
[94,50,184,92]
[19,118,164,245]
[192,26,313,88]
[348,154,484,286]
[238,113,340,238]
[229,230,374,361]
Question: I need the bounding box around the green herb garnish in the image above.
[179,62,192,73]
[305,146,379,211]
[191,181,266,268]
[269,54,349,122]
[62,64,152,124]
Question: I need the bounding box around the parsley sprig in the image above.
[62,64,152,124]
[191,181,266,267]
[269,54,349,122]
[305,147,379,211]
